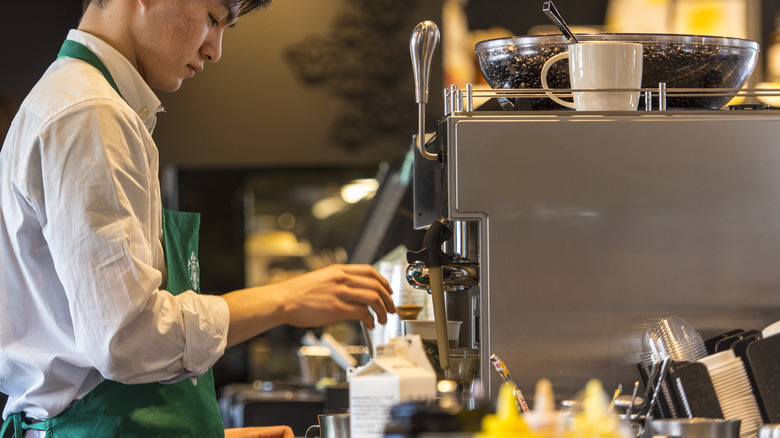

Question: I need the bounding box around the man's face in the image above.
[134,0,238,92]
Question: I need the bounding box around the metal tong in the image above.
[623,357,671,436]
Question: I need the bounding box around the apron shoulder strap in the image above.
[57,39,123,99]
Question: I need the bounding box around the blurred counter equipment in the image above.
[218,382,326,436]
[766,11,780,83]
[298,345,369,386]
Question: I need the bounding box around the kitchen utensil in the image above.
[475,33,758,110]
[609,383,623,410]
[540,41,643,111]
[542,1,578,44]
[306,413,350,438]
[650,418,741,438]
[643,356,672,426]
[628,380,639,416]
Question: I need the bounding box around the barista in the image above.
[0,0,396,437]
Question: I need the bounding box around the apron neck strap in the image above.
[57,39,123,100]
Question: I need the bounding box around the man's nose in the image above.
[202,31,223,63]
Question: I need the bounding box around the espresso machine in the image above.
[405,21,780,405]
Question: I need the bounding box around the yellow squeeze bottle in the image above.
[476,382,539,438]
[564,379,627,438]
[524,379,562,438]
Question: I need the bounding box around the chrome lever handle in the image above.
[410,21,440,161]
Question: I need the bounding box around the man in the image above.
[0,0,396,436]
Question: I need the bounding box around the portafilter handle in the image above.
[407,220,453,371]
[410,21,440,161]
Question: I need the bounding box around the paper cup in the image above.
[404,320,462,379]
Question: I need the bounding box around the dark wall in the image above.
[1,2,82,103]
[465,0,610,34]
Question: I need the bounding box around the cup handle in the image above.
[305,425,320,438]
[540,51,575,109]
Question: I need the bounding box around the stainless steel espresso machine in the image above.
[405,21,780,406]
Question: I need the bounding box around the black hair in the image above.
[230,0,271,18]
[82,0,272,17]
[226,0,272,20]
[82,0,107,13]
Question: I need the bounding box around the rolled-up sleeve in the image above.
[29,95,229,384]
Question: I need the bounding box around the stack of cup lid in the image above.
[697,349,763,438]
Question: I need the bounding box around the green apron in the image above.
[1,42,224,438]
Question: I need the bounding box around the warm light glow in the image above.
[340,178,379,204]
[437,379,458,394]
[312,197,347,220]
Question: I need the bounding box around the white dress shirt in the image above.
[0,29,230,420]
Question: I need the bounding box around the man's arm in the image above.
[221,264,396,347]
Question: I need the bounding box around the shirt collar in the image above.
[65,29,164,131]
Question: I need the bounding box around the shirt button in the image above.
[138,107,151,118]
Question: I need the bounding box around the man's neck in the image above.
[77,3,139,71]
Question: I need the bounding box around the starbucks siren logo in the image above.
[187,250,200,291]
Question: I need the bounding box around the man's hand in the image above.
[277,264,396,328]
[223,264,396,347]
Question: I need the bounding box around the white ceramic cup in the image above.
[541,42,643,111]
